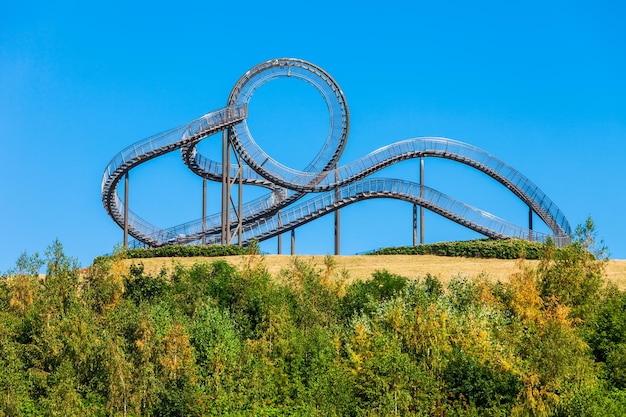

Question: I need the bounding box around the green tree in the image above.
[586,288,626,389]
[43,239,80,316]
[538,217,606,321]
[0,312,33,416]
[341,270,408,320]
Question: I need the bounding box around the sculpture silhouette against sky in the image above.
[102,58,571,253]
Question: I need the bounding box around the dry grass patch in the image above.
[604,260,626,290]
[116,255,619,289]
[119,254,626,289]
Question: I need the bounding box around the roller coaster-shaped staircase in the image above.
[102,58,572,250]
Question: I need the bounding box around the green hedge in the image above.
[95,239,546,263]
[125,244,251,259]
[94,244,252,264]
[368,238,546,259]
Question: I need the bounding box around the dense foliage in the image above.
[94,244,251,264]
[1,225,624,416]
[368,238,546,259]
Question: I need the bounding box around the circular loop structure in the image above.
[101,58,572,249]
[227,58,349,189]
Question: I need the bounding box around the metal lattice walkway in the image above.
[102,58,571,250]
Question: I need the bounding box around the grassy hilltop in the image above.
[115,238,626,290]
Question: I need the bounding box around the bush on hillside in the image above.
[2,237,626,415]
[368,238,546,259]
[93,243,253,264]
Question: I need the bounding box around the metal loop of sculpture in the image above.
[102,58,572,249]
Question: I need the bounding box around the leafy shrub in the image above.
[368,238,545,259]
[422,273,444,299]
[443,349,522,411]
[447,274,481,313]
[124,263,169,306]
[587,289,626,388]
[538,227,606,322]
[341,270,408,318]
[94,244,250,264]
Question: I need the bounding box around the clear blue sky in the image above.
[1,0,625,270]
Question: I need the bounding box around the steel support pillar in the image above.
[221,128,243,246]
[528,206,533,241]
[123,172,129,249]
[277,211,282,254]
[334,211,340,255]
[419,157,425,245]
[413,204,417,246]
[221,130,230,244]
[291,229,295,255]
[334,169,340,255]
[202,178,207,245]
[238,160,243,245]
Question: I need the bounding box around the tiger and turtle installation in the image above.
[101,58,571,252]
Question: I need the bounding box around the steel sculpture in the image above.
[102,58,572,251]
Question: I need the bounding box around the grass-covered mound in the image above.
[102,238,545,263]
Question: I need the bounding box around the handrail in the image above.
[102,58,571,250]
[183,137,571,239]
[101,105,247,235]
[173,178,550,247]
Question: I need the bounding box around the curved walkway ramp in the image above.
[207,178,551,246]
[102,58,571,250]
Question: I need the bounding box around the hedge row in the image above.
[368,238,546,259]
[94,244,252,263]
[95,239,543,262]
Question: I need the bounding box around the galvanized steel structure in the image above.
[102,58,572,251]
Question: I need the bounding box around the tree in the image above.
[43,239,80,316]
[537,216,606,321]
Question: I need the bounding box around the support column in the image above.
[237,156,243,246]
[291,229,295,256]
[221,128,243,246]
[124,172,129,249]
[413,204,417,246]
[419,157,424,245]
[528,206,533,241]
[334,211,341,255]
[202,178,207,246]
[221,129,230,245]
[277,211,282,254]
[334,169,340,255]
